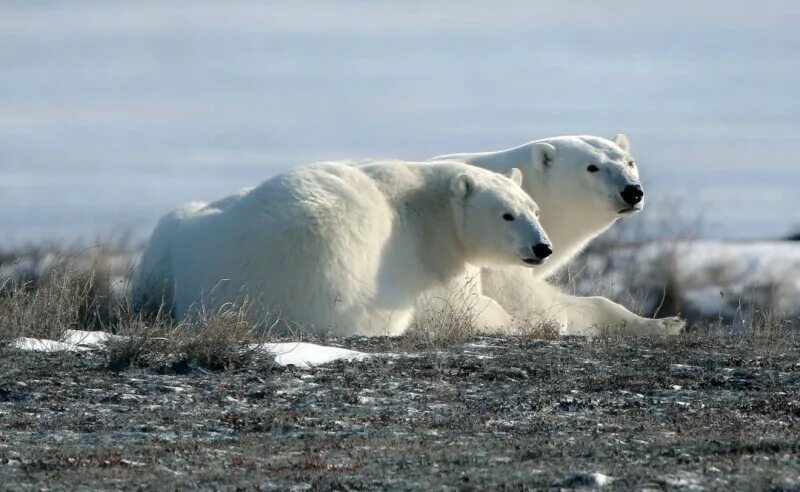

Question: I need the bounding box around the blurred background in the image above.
[2,0,799,244]
[1,1,798,329]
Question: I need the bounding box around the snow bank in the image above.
[652,241,800,317]
[578,240,800,320]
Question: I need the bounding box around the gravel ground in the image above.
[1,333,800,490]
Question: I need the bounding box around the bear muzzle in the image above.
[618,184,644,213]
[522,243,553,265]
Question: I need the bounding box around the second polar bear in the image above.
[434,135,685,336]
[132,160,552,336]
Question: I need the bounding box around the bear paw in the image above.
[652,316,686,336]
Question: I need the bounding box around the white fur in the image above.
[434,135,685,336]
[132,160,550,336]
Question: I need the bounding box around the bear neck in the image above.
[439,143,618,278]
[363,163,470,286]
[438,143,533,177]
[533,201,617,279]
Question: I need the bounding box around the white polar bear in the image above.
[434,134,685,336]
[132,160,552,336]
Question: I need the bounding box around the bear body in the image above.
[132,160,551,336]
[434,135,685,336]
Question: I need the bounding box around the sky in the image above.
[1,1,799,245]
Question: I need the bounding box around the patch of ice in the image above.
[256,342,370,368]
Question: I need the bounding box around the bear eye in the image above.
[535,210,540,218]
[628,160,636,167]
[502,213,514,221]
[587,165,600,173]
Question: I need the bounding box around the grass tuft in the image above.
[105,303,273,372]
[407,280,483,350]
[0,266,92,345]
[0,245,277,372]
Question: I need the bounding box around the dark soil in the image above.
[2,333,800,490]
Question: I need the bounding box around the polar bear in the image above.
[132,160,552,336]
[433,134,685,336]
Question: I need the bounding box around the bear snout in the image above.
[532,243,553,260]
[620,184,644,206]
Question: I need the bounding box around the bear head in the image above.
[449,167,552,268]
[527,134,644,217]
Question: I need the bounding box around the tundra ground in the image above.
[2,332,799,490]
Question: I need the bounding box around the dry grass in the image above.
[0,241,134,341]
[1,232,798,371]
[510,310,562,339]
[406,292,479,350]
[406,284,561,351]
[105,307,271,372]
[0,266,95,345]
[0,246,280,371]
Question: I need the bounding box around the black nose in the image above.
[532,243,553,259]
[620,184,644,205]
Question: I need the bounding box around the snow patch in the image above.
[62,329,118,348]
[591,472,614,487]
[255,342,370,368]
[10,333,372,368]
[11,337,91,353]
[10,330,118,353]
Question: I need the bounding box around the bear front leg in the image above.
[557,293,685,336]
[472,294,514,333]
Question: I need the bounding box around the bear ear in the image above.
[506,168,523,187]
[532,142,557,169]
[614,133,630,152]
[450,173,476,200]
